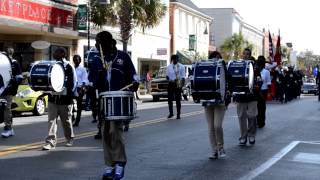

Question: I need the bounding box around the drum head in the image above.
[51,63,65,92]
[248,62,254,92]
[0,53,12,95]
[218,60,227,101]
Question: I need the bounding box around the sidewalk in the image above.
[135,94,153,104]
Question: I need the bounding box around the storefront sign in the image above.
[77,4,87,30]
[0,0,75,28]
[157,48,167,56]
[31,40,51,49]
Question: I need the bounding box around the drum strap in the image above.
[173,64,180,80]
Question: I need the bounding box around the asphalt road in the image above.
[0,96,320,180]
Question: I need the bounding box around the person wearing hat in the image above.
[166,54,185,119]
[91,31,139,180]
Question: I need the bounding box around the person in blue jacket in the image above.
[90,31,138,180]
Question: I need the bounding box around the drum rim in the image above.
[99,91,134,96]
[0,53,13,96]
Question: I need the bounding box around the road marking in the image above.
[238,141,300,180]
[292,152,320,165]
[0,110,204,157]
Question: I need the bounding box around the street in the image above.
[0,96,320,180]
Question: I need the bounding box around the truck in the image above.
[150,65,192,101]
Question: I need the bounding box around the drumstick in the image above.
[99,43,106,69]
[120,83,134,91]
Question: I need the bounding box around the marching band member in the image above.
[166,55,185,119]
[91,31,138,180]
[205,51,232,159]
[233,48,261,146]
[256,56,271,128]
[42,48,77,150]
[72,55,89,127]
[1,47,23,138]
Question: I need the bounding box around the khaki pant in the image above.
[204,104,226,151]
[0,95,12,130]
[45,102,74,146]
[102,121,126,166]
[236,101,257,138]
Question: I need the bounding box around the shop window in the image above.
[13,43,35,72]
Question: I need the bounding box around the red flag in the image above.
[268,31,274,62]
[274,30,281,65]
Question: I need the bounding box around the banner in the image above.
[77,4,87,30]
[274,30,281,65]
[268,31,274,62]
[0,0,75,28]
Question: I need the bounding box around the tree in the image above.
[220,33,254,60]
[90,0,167,53]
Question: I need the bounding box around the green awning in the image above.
[176,50,195,64]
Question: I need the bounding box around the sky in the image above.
[192,0,320,54]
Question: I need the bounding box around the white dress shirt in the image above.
[260,68,271,90]
[75,65,88,88]
[166,63,185,81]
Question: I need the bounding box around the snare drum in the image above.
[191,59,227,103]
[227,60,254,94]
[29,60,65,92]
[99,91,136,121]
[0,53,12,96]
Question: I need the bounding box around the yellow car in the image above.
[11,85,48,116]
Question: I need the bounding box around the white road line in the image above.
[292,152,320,165]
[238,141,300,180]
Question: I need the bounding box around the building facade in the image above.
[170,0,211,62]
[0,0,79,72]
[201,8,263,58]
[242,22,264,58]
[131,0,171,78]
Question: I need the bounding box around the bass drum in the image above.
[29,60,65,92]
[191,59,226,104]
[0,53,12,96]
[227,60,254,94]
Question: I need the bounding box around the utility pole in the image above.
[87,0,91,52]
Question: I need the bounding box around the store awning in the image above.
[176,50,195,64]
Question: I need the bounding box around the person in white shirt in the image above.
[166,54,185,119]
[257,56,271,128]
[72,55,89,127]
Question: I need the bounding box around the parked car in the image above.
[301,82,318,95]
[11,85,48,116]
[150,65,192,101]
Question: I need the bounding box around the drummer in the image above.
[1,47,23,138]
[204,51,232,159]
[233,48,261,146]
[91,31,138,180]
[42,48,76,150]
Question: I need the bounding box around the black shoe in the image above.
[73,123,79,127]
[167,114,174,119]
[176,115,181,119]
[257,123,265,128]
[239,137,247,146]
[91,119,97,123]
[124,126,129,132]
[249,136,255,145]
[94,132,102,140]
